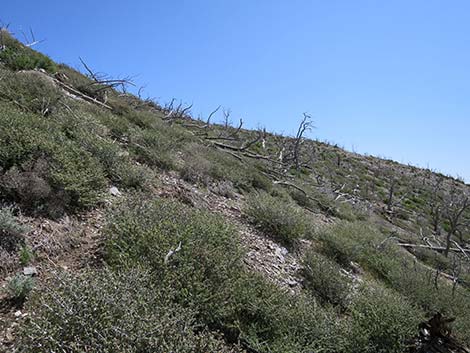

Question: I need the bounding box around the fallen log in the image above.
[398,243,470,255]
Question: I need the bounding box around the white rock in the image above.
[109,186,122,197]
[23,266,38,276]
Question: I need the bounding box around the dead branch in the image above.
[273,181,307,195]
[53,78,112,110]
[79,57,99,81]
[398,243,470,255]
[164,241,182,264]
[293,113,314,170]
[163,102,193,120]
[206,105,221,125]
[20,27,44,47]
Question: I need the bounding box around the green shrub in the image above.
[412,246,453,271]
[129,126,184,169]
[104,197,347,352]
[0,69,62,115]
[0,30,56,72]
[66,125,150,188]
[0,206,27,252]
[18,269,240,353]
[5,274,35,307]
[317,221,470,344]
[227,273,345,353]
[317,221,383,268]
[302,250,352,307]
[105,197,243,326]
[0,105,106,215]
[244,191,313,247]
[289,188,315,209]
[180,144,272,192]
[18,245,34,265]
[346,285,422,353]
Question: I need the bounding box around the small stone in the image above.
[109,186,121,197]
[4,331,14,343]
[275,248,285,262]
[286,279,298,287]
[23,266,38,276]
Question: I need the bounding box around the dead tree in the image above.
[429,177,444,235]
[293,113,314,170]
[162,100,193,121]
[78,57,135,102]
[20,28,44,47]
[442,188,470,257]
[386,176,397,212]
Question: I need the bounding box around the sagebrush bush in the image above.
[317,221,470,344]
[104,197,347,353]
[18,269,241,353]
[63,121,150,188]
[0,30,56,72]
[0,69,62,115]
[289,188,316,209]
[5,274,35,307]
[227,274,345,353]
[0,206,27,252]
[317,221,382,268]
[105,197,244,326]
[0,105,106,215]
[129,126,184,170]
[180,144,272,192]
[18,245,34,265]
[302,250,352,307]
[346,285,422,353]
[244,191,313,247]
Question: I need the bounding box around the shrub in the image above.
[317,221,383,268]
[105,197,244,327]
[0,105,106,215]
[0,69,62,115]
[180,144,272,192]
[317,221,470,344]
[129,126,183,170]
[104,197,346,352]
[0,249,17,277]
[18,245,34,265]
[5,274,35,307]
[18,269,240,353]
[0,30,56,72]
[0,206,27,252]
[244,191,313,247]
[67,126,150,189]
[180,147,215,185]
[346,285,422,353]
[302,250,352,307]
[289,188,315,209]
[227,273,345,353]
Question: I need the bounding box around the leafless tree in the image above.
[386,177,397,212]
[442,187,470,257]
[78,57,136,98]
[293,113,314,170]
[429,177,444,236]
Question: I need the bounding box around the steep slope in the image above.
[1,29,470,352]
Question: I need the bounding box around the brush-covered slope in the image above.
[1,29,470,353]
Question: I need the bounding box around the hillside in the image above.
[1,29,470,352]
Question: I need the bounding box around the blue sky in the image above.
[2,1,469,181]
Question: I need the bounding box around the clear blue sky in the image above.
[2,1,469,181]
